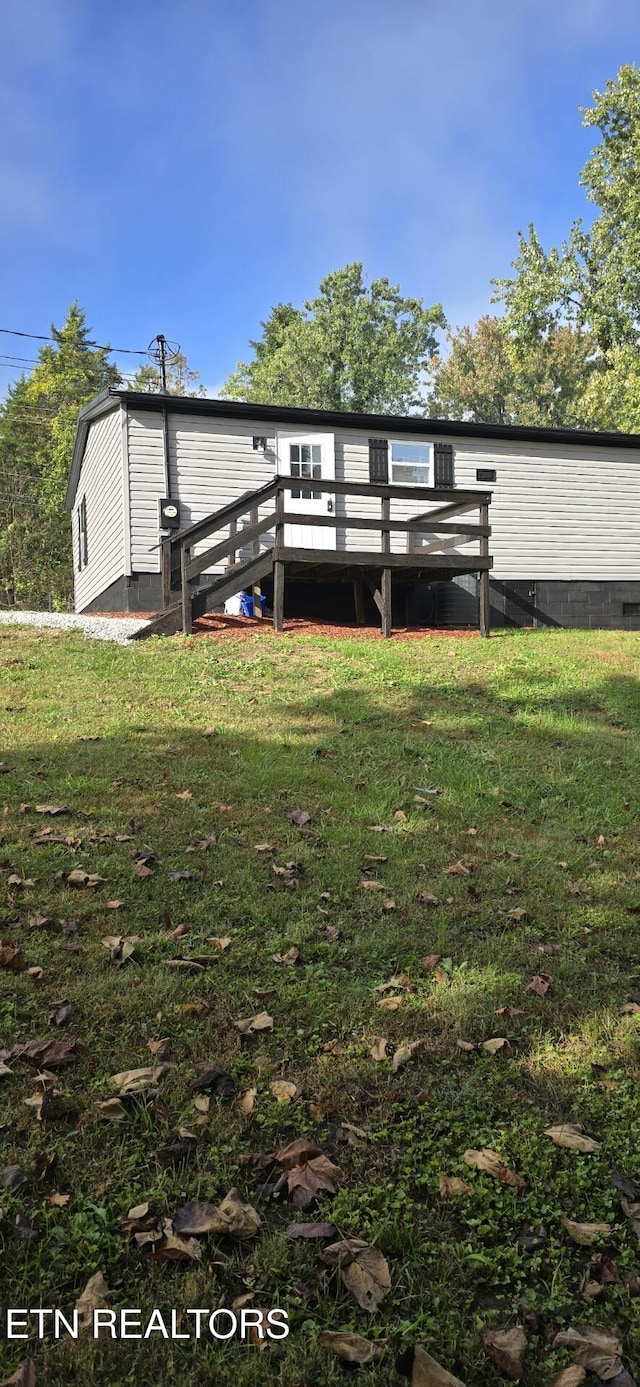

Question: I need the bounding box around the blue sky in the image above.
[1,0,639,393]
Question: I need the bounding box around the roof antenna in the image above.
[148,334,180,393]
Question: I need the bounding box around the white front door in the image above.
[278,433,335,550]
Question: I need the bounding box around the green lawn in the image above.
[0,624,638,1386]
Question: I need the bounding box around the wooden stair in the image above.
[133,551,273,640]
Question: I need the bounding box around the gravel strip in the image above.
[0,611,151,644]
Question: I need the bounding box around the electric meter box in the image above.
[159,497,180,530]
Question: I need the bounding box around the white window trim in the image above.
[389,440,432,486]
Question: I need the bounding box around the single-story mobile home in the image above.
[65,389,640,633]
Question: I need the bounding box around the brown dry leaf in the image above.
[392,1040,423,1073]
[551,1325,623,1378]
[35,804,71,816]
[66,869,107,888]
[175,789,192,800]
[146,1037,170,1061]
[174,1189,260,1240]
[75,1270,110,1330]
[110,1065,165,1097]
[481,1327,527,1381]
[456,1039,476,1052]
[560,1215,611,1245]
[482,1037,511,1055]
[237,1087,257,1115]
[0,1361,37,1387]
[277,1137,321,1169]
[286,1220,336,1239]
[289,808,311,826]
[499,906,527,922]
[270,1078,298,1103]
[378,996,403,1011]
[254,843,274,853]
[285,1150,343,1206]
[361,879,387,891]
[0,941,26,971]
[153,1219,202,1262]
[194,1095,210,1114]
[272,946,299,965]
[318,1331,384,1364]
[464,1148,526,1190]
[7,875,37,888]
[439,1176,473,1199]
[421,953,441,970]
[96,1100,129,1124]
[101,934,139,965]
[621,1002,640,1015]
[394,809,407,820]
[383,898,396,911]
[369,1037,388,1062]
[411,1344,468,1386]
[526,972,552,996]
[170,923,188,941]
[235,1011,273,1035]
[323,1237,391,1313]
[495,1006,525,1019]
[443,860,471,876]
[621,1197,640,1240]
[48,1192,71,1207]
[544,1368,586,1387]
[544,1124,601,1153]
[181,1001,208,1015]
[105,900,124,910]
[364,854,387,864]
[207,936,231,951]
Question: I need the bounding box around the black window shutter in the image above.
[368,438,389,484]
[434,442,455,488]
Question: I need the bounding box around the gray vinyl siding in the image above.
[124,406,640,584]
[73,407,124,612]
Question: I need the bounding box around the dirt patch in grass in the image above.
[194,613,481,640]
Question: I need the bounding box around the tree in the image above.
[0,304,119,608]
[427,315,599,427]
[492,65,640,429]
[222,263,446,413]
[128,349,206,396]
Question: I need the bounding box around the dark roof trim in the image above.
[67,386,640,509]
[114,389,640,449]
[64,390,121,510]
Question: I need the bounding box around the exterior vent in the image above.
[476,467,496,482]
[622,602,640,616]
[368,438,389,484]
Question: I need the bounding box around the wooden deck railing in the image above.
[161,477,493,636]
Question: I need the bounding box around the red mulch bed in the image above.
[192,614,479,641]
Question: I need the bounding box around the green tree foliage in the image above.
[0,304,119,608]
[222,263,446,413]
[493,65,640,429]
[427,315,599,427]
[128,350,206,396]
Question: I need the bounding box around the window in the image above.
[290,443,321,499]
[77,495,88,570]
[390,441,430,485]
[476,467,496,483]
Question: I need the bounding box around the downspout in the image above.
[161,405,171,496]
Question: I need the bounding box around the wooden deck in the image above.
[136,477,493,640]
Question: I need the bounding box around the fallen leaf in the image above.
[410,1344,468,1386]
[289,809,311,826]
[0,1361,37,1387]
[443,860,471,876]
[286,1220,336,1239]
[499,907,527,922]
[146,1037,170,1061]
[482,1037,511,1055]
[235,1011,273,1035]
[551,1325,623,1378]
[75,1271,110,1330]
[464,1148,526,1190]
[392,1040,423,1073]
[378,996,403,1011]
[66,869,107,888]
[369,1037,388,1062]
[272,947,299,965]
[456,1040,476,1052]
[35,804,71,816]
[560,1215,611,1246]
[207,936,231,950]
[254,843,274,853]
[95,1098,128,1122]
[439,1176,473,1199]
[323,1237,391,1312]
[544,1368,586,1387]
[48,1192,71,1207]
[526,972,552,996]
[418,894,440,908]
[0,941,26,971]
[101,935,138,965]
[421,953,442,971]
[189,1065,235,1098]
[481,1327,527,1381]
[361,879,387,891]
[495,1006,525,1019]
[110,1065,165,1096]
[318,1331,384,1364]
[49,1001,72,1028]
[237,1087,257,1115]
[394,809,407,821]
[270,1078,298,1103]
[2,1165,28,1191]
[174,1189,260,1240]
[544,1124,601,1153]
[153,1218,202,1262]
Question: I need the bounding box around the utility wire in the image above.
[0,327,148,356]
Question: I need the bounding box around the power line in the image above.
[0,327,148,356]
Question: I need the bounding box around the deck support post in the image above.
[478,500,490,637]
[162,537,172,610]
[353,578,366,626]
[381,495,392,638]
[273,484,285,633]
[180,544,192,635]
